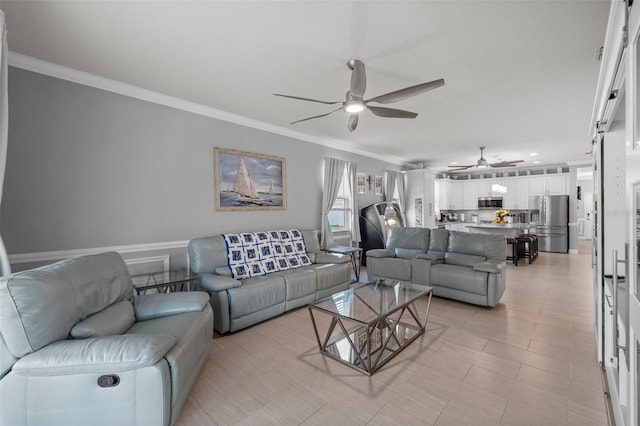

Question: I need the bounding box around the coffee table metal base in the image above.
[308,291,432,375]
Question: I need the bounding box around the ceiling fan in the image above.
[274,59,444,132]
[448,146,524,171]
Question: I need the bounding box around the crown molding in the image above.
[8,51,408,166]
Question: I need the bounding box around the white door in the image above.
[585,191,594,240]
[627,7,640,425]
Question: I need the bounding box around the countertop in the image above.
[466,223,532,229]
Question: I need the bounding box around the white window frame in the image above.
[328,166,351,233]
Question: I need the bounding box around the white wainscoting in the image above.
[8,240,189,273]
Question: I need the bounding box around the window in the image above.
[328,166,351,232]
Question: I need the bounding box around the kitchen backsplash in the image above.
[439,209,529,223]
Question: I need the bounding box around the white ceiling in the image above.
[3,1,610,171]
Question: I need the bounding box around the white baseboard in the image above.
[569,249,579,254]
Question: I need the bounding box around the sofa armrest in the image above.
[11,334,176,376]
[473,259,506,274]
[315,252,350,264]
[197,272,242,292]
[366,249,395,259]
[416,253,444,262]
[134,292,210,321]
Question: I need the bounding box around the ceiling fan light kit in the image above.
[448,146,524,171]
[275,59,444,132]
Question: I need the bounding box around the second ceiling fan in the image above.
[448,146,524,171]
[274,59,445,132]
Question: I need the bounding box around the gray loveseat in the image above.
[188,229,351,334]
[0,252,213,426]
[367,227,507,307]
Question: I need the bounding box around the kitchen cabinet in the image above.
[502,177,529,209]
[546,175,568,195]
[436,179,463,210]
[462,181,478,209]
[450,180,463,210]
[435,179,450,211]
[405,170,436,228]
[528,174,568,197]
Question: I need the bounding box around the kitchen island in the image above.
[466,223,532,239]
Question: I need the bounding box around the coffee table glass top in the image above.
[310,280,431,325]
[308,279,433,375]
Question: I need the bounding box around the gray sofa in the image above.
[0,252,213,426]
[188,229,351,334]
[367,227,507,307]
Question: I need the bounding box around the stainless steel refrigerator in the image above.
[529,195,569,253]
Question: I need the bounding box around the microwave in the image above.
[478,197,503,209]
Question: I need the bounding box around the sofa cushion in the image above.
[70,300,135,339]
[428,229,449,252]
[448,231,506,259]
[12,334,176,376]
[394,248,425,259]
[430,264,489,296]
[386,227,430,251]
[367,257,412,281]
[445,252,487,267]
[227,276,286,319]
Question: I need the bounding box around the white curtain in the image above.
[396,172,407,216]
[321,157,347,249]
[384,170,399,202]
[0,12,10,276]
[346,162,361,246]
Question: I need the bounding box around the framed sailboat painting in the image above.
[214,147,287,211]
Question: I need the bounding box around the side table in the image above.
[322,245,363,282]
[131,270,200,295]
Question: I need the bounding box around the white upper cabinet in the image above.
[546,175,568,195]
[528,174,568,196]
[502,177,530,209]
[462,180,478,209]
[450,180,464,210]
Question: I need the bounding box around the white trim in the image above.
[569,249,579,255]
[8,51,407,166]
[124,255,170,272]
[8,240,189,265]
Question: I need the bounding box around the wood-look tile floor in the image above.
[176,240,608,425]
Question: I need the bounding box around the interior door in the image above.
[628,6,640,425]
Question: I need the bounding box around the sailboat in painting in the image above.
[234,157,261,201]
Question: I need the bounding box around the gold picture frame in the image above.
[214,147,286,211]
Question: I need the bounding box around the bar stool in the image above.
[528,234,539,260]
[506,238,522,266]
[516,235,535,264]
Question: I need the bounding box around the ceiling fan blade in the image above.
[349,59,366,99]
[274,93,341,105]
[366,79,445,104]
[489,160,525,168]
[347,114,359,132]
[290,107,343,125]
[448,165,473,170]
[368,106,418,119]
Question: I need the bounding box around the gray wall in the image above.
[3,67,400,255]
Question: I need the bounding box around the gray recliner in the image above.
[0,252,213,426]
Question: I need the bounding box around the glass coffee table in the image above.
[131,271,200,295]
[308,280,432,375]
